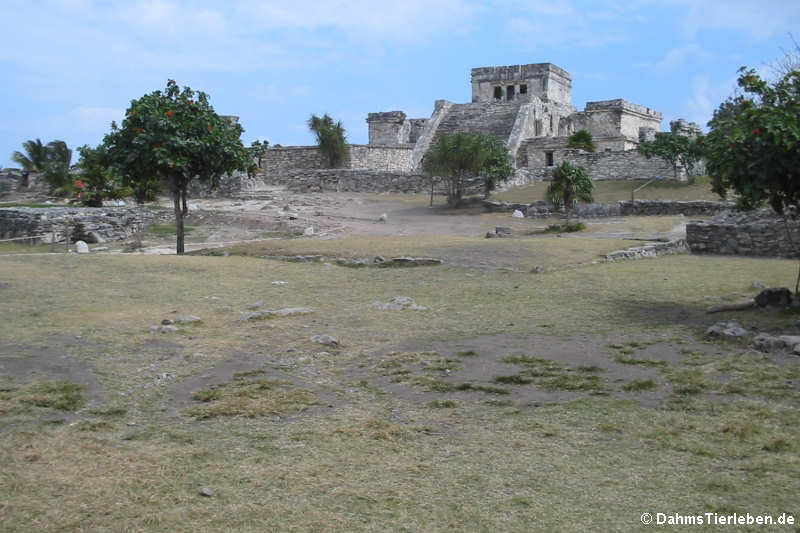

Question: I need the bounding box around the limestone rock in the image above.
[752,333,784,352]
[705,320,750,339]
[273,307,313,317]
[778,335,800,352]
[312,334,339,346]
[755,287,793,308]
[200,487,214,497]
[303,227,315,236]
[511,210,524,218]
[271,281,288,285]
[161,319,175,325]
[74,240,89,254]
[177,315,202,324]
[378,213,388,222]
[377,296,426,311]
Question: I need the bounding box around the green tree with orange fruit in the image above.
[104,80,251,254]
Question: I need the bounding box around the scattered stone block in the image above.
[511,210,524,218]
[752,333,784,352]
[705,320,750,339]
[303,227,315,236]
[312,334,339,346]
[271,281,288,285]
[200,487,214,498]
[378,213,388,222]
[177,315,202,324]
[74,240,89,254]
[377,296,426,311]
[755,287,793,308]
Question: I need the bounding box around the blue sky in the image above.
[1,0,798,168]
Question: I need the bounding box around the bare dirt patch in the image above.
[0,338,104,423]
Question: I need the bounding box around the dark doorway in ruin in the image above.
[506,86,515,101]
[494,87,502,100]
[545,151,554,167]
[520,84,527,95]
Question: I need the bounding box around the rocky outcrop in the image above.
[0,206,153,243]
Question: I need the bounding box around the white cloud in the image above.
[71,106,126,134]
[636,44,711,72]
[237,0,479,41]
[502,0,631,48]
[685,74,738,129]
[644,0,800,40]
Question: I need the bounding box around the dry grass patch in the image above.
[187,374,321,419]
[493,176,720,204]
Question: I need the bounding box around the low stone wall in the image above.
[0,206,153,243]
[261,144,415,186]
[620,200,730,216]
[687,209,800,258]
[514,199,729,218]
[285,169,430,194]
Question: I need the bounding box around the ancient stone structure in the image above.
[686,209,800,258]
[258,62,696,192]
[0,206,153,243]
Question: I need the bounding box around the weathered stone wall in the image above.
[0,206,153,243]
[687,209,800,258]
[495,199,731,218]
[349,145,414,171]
[261,146,328,183]
[261,145,414,185]
[284,169,430,194]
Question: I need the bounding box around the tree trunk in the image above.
[181,187,188,216]
[173,189,185,255]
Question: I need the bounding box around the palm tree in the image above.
[307,114,349,168]
[545,162,594,219]
[46,140,72,166]
[11,138,49,172]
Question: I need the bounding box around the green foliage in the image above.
[307,114,349,168]
[545,162,593,216]
[543,222,586,233]
[11,138,48,172]
[74,144,131,207]
[705,67,800,213]
[12,139,73,193]
[637,132,705,181]
[566,129,597,152]
[104,79,251,254]
[248,140,269,169]
[423,133,513,206]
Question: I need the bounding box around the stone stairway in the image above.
[432,102,522,144]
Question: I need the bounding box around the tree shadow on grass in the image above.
[607,298,714,330]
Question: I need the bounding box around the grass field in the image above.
[1,232,799,531]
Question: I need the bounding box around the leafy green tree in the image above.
[706,67,800,212]
[307,114,349,168]
[705,67,800,292]
[11,139,48,172]
[637,132,705,181]
[248,140,269,169]
[74,144,130,207]
[104,79,251,254]
[566,129,597,152]
[545,161,593,219]
[423,133,513,207]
